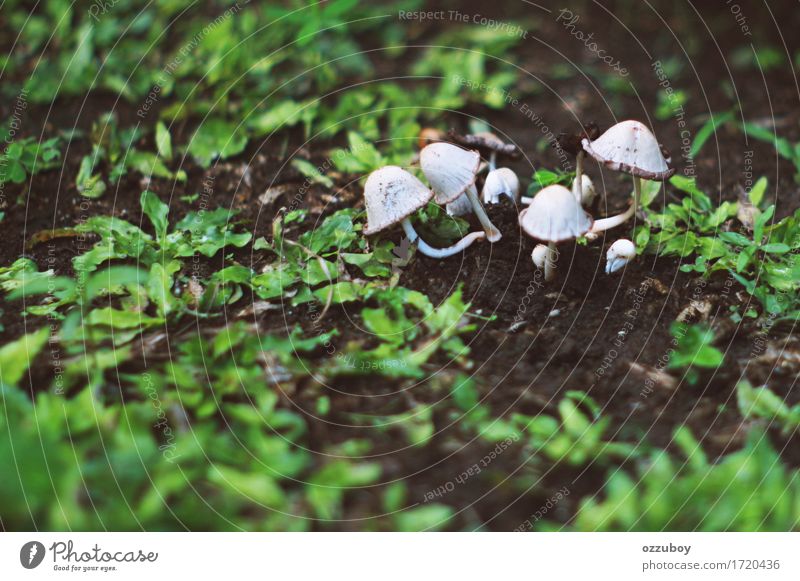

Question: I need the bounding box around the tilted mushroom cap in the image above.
[519,184,593,242]
[363,166,432,235]
[447,130,519,157]
[606,238,636,274]
[582,120,675,180]
[420,142,481,204]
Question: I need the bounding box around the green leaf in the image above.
[84,307,163,329]
[291,158,333,188]
[0,328,49,385]
[187,119,248,167]
[737,381,795,429]
[155,121,172,160]
[739,122,794,160]
[690,111,734,157]
[761,243,790,254]
[248,100,313,136]
[148,261,180,317]
[748,176,768,207]
[313,282,363,304]
[140,190,169,242]
[394,504,455,532]
[208,465,286,508]
[718,231,752,247]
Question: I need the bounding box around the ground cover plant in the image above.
[1,0,799,532]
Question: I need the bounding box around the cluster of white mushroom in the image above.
[363,138,512,258]
[521,120,674,280]
[362,119,674,280]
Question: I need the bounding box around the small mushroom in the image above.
[605,239,636,274]
[420,142,502,242]
[363,166,485,258]
[447,130,519,172]
[531,244,548,270]
[519,184,593,281]
[557,122,599,208]
[572,174,597,207]
[445,192,473,217]
[482,167,520,205]
[582,120,675,233]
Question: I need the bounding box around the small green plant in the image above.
[514,393,637,466]
[731,45,785,72]
[526,168,573,196]
[655,89,688,121]
[667,323,724,385]
[4,191,252,344]
[564,427,800,531]
[76,114,185,198]
[737,119,800,183]
[737,380,800,435]
[0,135,61,184]
[638,176,800,319]
[690,111,735,157]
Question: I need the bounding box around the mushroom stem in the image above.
[488,151,497,172]
[590,203,635,233]
[588,176,642,234]
[632,175,642,214]
[466,184,502,242]
[401,218,485,259]
[572,151,584,205]
[544,241,557,282]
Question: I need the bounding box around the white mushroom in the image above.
[606,239,636,274]
[446,193,473,217]
[572,174,597,207]
[447,130,519,172]
[482,167,520,205]
[531,244,548,270]
[474,131,504,171]
[420,142,502,242]
[519,184,593,281]
[582,120,674,233]
[363,166,485,258]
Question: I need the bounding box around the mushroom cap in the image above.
[363,166,432,235]
[446,192,474,217]
[474,131,505,148]
[606,238,636,274]
[532,244,548,269]
[582,120,675,180]
[484,167,520,199]
[420,142,481,204]
[519,184,593,242]
[572,174,597,207]
[607,238,636,260]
